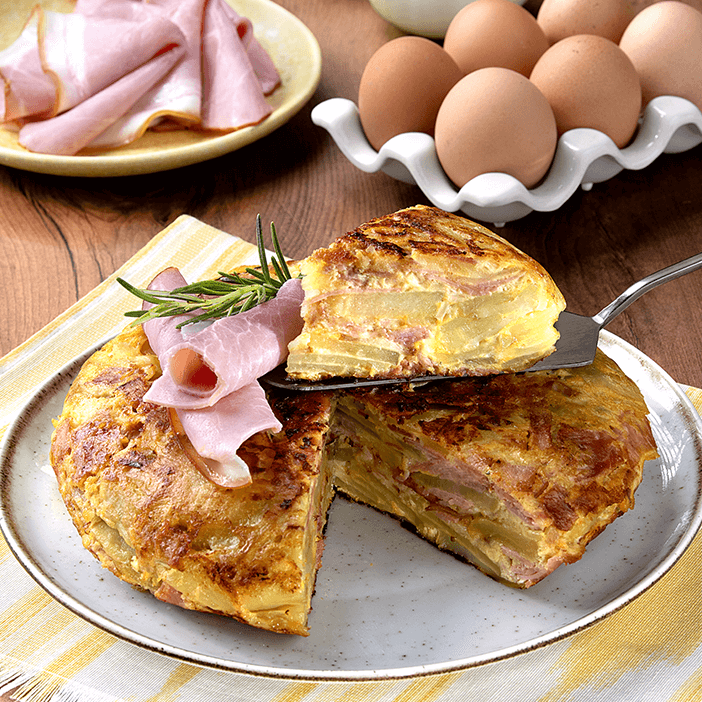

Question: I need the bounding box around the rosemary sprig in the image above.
[117,215,296,328]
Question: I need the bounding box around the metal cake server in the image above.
[261,251,702,391]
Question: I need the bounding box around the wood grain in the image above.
[0,0,701,694]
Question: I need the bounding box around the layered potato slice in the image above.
[286,205,566,381]
[327,350,658,587]
[50,325,335,636]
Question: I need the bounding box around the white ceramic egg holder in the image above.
[311,95,702,226]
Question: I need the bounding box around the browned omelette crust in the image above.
[316,205,546,271]
[335,350,658,586]
[50,325,334,636]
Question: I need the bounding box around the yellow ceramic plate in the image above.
[0,0,321,177]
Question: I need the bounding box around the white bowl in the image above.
[368,0,526,39]
[311,95,702,225]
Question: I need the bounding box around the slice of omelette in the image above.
[286,205,566,381]
[50,325,334,636]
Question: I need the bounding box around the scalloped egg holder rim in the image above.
[311,95,702,226]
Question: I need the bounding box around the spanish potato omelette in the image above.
[50,326,657,634]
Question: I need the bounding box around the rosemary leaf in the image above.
[117,215,297,328]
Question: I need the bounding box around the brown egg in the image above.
[530,35,641,147]
[358,36,463,151]
[619,1,702,112]
[434,67,557,189]
[536,0,634,44]
[443,0,549,77]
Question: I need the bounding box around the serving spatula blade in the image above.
[261,251,702,391]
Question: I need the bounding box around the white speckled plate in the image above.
[0,0,321,177]
[312,95,702,225]
[0,332,701,681]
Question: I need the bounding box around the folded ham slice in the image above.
[215,0,281,96]
[140,267,194,356]
[200,0,274,130]
[169,383,282,488]
[141,267,286,489]
[42,8,185,115]
[145,277,304,410]
[83,0,206,148]
[0,8,56,122]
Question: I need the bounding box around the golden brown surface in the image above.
[50,325,334,636]
[330,350,658,587]
[287,206,566,380]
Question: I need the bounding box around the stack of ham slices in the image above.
[142,267,304,489]
[0,0,281,155]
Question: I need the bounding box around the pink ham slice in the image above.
[140,267,194,356]
[19,43,185,155]
[0,8,56,122]
[40,8,183,116]
[215,0,281,95]
[200,0,273,130]
[244,33,282,96]
[74,0,161,17]
[144,277,304,410]
[141,266,285,489]
[170,382,281,488]
[83,0,206,149]
[47,10,182,111]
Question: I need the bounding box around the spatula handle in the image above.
[594,251,702,328]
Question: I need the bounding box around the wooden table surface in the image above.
[0,0,701,699]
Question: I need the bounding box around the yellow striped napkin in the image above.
[0,216,700,702]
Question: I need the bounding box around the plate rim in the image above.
[1,331,701,681]
[0,0,322,177]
